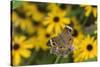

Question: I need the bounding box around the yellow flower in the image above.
[59,4,71,15]
[72,33,84,56]
[43,8,70,36]
[47,3,69,14]
[12,11,19,24]
[12,10,34,34]
[13,18,34,34]
[12,35,34,66]
[28,27,51,51]
[22,2,45,22]
[81,5,97,17]
[70,17,81,29]
[47,3,59,11]
[68,17,82,38]
[73,35,97,62]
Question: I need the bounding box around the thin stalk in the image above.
[82,16,89,27]
[54,55,61,64]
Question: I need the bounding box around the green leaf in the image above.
[35,51,56,64]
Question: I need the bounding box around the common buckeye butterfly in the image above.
[48,26,73,56]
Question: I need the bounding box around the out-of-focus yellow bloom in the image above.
[72,33,84,56]
[68,17,82,38]
[59,4,71,14]
[12,11,19,24]
[22,2,45,22]
[12,10,34,34]
[47,3,59,11]
[73,35,97,62]
[47,3,69,14]
[12,35,34,66]
[43,8,70,36]
[69,17,85,56]
[28,28,51,51]
[70,17,81,29]
[81,5,97,17]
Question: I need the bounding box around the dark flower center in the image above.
[14,26,21,33]
[53,17,60,23]
[13,43,20,50]
[14,7,26,19]
[92,6,97,8]
[85,14,95,27]
[45,33,50,38]
[37,4,47,13]
[72,29,78,37]
[37,6,46,13]
[87,44,93,51]
[68,22,74,27]
[60,4,66,10]
[34,22,40,26]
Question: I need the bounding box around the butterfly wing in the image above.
[49,27,73,56]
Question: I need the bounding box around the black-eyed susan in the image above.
[12,11,19,24]
[47,3,59,12]
[73,35,97,62]
[59,4,68,11]
[68,17,82,38]
[28,27,51,51]
[81,5,97,17]
[69,17,81,28]
[22,2,45,22]
[47,3,69,14]
[72,33,84,57]
[12,9,34,34]
[59,4,71,15]
[43,8,70,36]
[12,17,34,34]
[19,19,34,34]
[12,35,34,65]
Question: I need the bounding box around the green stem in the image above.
[80,11,84,22]
[54,55,61,64]
[82,16,89,27]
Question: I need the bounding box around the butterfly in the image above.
[48,26,74,56]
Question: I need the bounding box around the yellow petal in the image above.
[13,52,21,66]
[19,49,31,58]
[43,19,51,25]
[63,18,70,24]
[23,44,34,49]
[55,24,61,34]
[47,23,54,33]
[60,23,65,29]
[18,36,26,43]
[12,11,19,23]
[14,35,25,43]
[85,6,92,17]
[92,8,97,18]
